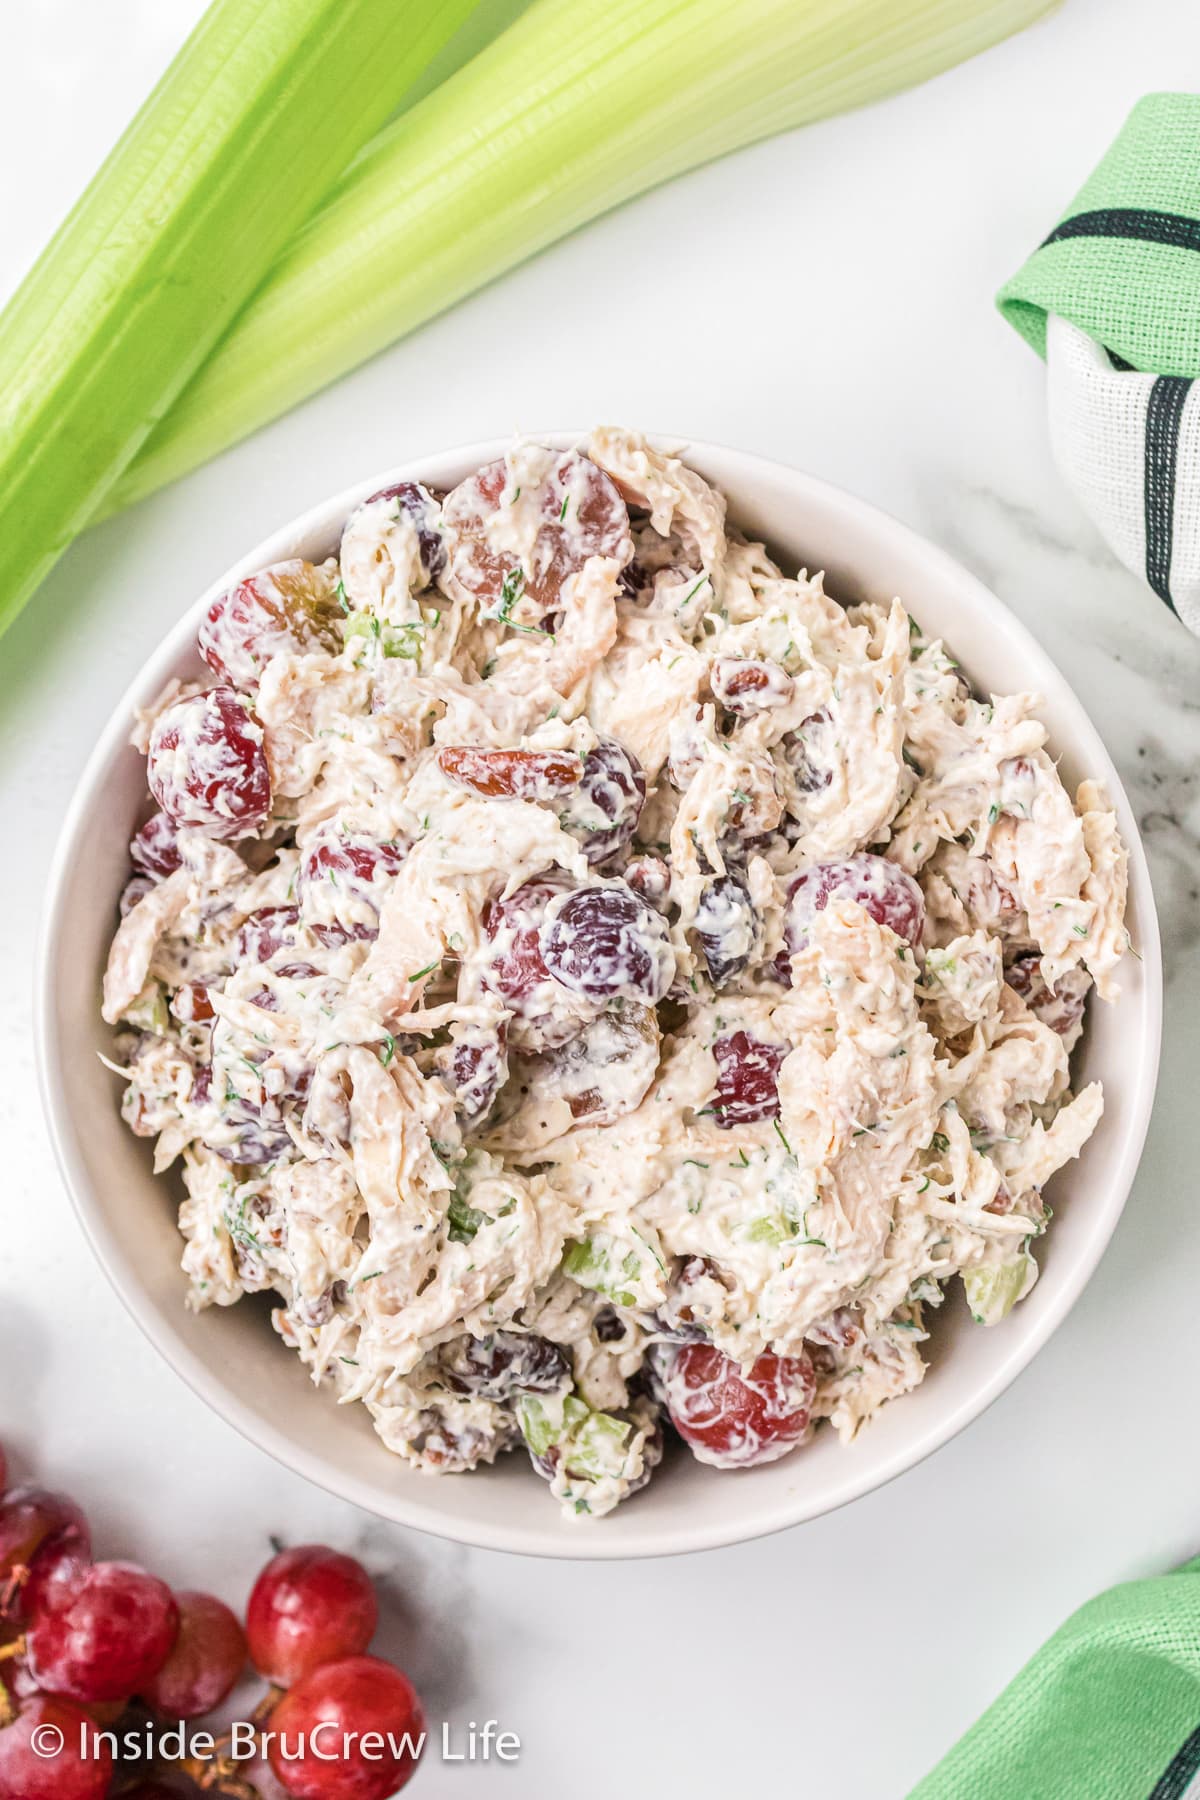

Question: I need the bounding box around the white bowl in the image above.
[36,435,1162,1560]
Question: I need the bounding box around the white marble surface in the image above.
[3,1,1200,1794]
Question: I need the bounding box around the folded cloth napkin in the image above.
[997,93,1200,635]
[911,1557,1200,1799]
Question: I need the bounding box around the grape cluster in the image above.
[0,1450,423,1799]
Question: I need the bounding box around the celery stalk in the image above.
[111,0,1055,513]
[0,0,481,637]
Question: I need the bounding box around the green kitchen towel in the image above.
[997,92,1200,631]
[911,1557,1200,1799]
[998,93,1200,375]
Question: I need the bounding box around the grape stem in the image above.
[0,1567,28,1616]
[253,1683,286,1721]
[175,1756,262,1799]
[170,1682,283,1799]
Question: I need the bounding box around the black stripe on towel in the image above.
[1043,208,1200,254]
[1147,1721,1200,1799]
[1144,376,1191,613]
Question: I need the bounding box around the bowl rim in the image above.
[35,431,1164,1560]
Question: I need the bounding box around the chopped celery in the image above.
[111,0,1056,513]
[562,1232,664,1308]
[0,0,480,638]
[342,614,385,649]
[963,1255,1035,1326]
[562,1238,638,1307]
[568,1409,637,1480]
[744,1215,793,1247]
[343,614,427,661]
[516,1391,631,1478]
[123,981,169,1036]
[515,1392,574,1457]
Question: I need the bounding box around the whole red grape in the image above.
[0,1445,6,1496]
[297,834,406,947]
[559,737,645,864]
[19,1539,91,1624]
[246,1545,377,1686]
[237,905,300,964]
[199,560,342,689]
[1004,953,1089,1039]
[785,853,924,954]
[129,810,183,880]
[147,686,271,840]
[694,873,757,989]
[266,1655,424,1800]
[658,1343,816,1469]
[0,1488,89,1616]
[347,481,446,587]
[0,1695,113,1800]
[711,1032,787,1128]
[26,1561,178,1704]
[443,1022,508,1126]
[140,1590,246,1719]
[442,449,629,615]
[482,879,560,1007]
[539,884,674,1004]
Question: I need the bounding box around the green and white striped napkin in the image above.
[998,92,1200,633]
[913,1557,1200,1799]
